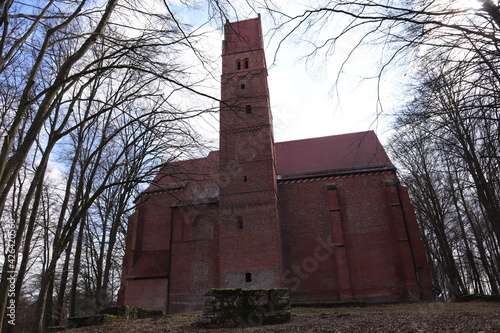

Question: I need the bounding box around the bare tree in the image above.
[388,129,468,298]
[388,50,500,295]
[0,1,220,331]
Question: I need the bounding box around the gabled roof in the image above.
[274,130,394,179]
[138,131,394,202]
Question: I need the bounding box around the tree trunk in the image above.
[53,238,74,326]
[69,217,86,317]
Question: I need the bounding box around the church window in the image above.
[237,215,243,229]
[244,175,248,182]
[245,272,252,282]
[240,84,246,89]
[237,60,241,70]
[245,105,252,114]
[244,58,249,69]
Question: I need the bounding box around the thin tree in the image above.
[0,1,220,331]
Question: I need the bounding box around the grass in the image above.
[66,302,500,332]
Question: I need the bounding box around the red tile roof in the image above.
[141,131,394,200]
[275,131,394,178]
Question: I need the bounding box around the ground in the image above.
[67,302,500,332]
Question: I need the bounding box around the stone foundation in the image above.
[201,288,291,327]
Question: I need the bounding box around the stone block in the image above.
[202,288,291,327]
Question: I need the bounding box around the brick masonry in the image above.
[117,16,434,313]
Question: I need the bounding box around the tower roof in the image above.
[223,16,264,54]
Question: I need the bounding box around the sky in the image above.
[247,0,483,146]
[180,0,485,150]
[169,0,433,153]
[121,0,485,157]
[182,6,403,149]
[266,34,393,144]
[256,4,392,143]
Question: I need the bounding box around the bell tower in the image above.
[218,16,282,288]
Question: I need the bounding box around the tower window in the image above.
[244,59,249,69]
[245,272,252,282]
[237,60,241,70]
[245,105,252,114]
[244,175,248,182]
[237,216,243,229]
[240,84,245,89]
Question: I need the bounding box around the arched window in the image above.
[240,84,246,90]
[236,60,241,70]
[244,59,249,69]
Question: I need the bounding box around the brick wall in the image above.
[118,16,433,313]
[279,171,425,303]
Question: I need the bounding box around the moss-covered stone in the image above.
[291,300,367,308]
[136,307,163,318]
[202,288,291,327]
[66,314,126,328]
[100,305,138,319]
[100,305,163,319]
[65,306,163,329]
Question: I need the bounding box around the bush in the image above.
[66,314,126,328]
[100,305,162,319]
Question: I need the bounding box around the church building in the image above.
[117,16,433,313]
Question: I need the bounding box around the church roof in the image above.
[139,131,394,202]
[274,130,394,179]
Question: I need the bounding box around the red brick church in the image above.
[118,16,433,313]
